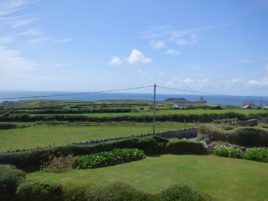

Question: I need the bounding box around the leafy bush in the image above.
[200,125,268,147]
[0,123,17,130]
[63,183,92,201]
[16,181,64,201]
[0,165,25,201]
[166,139,207,155]
[42,155,74,173]
[212,146,229,157]
[213,146,244,158]
[244,147,268,162]
[159,185,215,201]
[228,148,244,158]
[73,148,145,169]
[87,182,152,201]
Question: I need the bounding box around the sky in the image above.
[0,0,268,96]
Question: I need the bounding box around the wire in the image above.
[157,85,231,96]
[1,85,153,100]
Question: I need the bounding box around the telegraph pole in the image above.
[153,84,156,134]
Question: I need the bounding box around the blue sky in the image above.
[0,0,268,95]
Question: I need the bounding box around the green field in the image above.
[20,108,268,117]
[0,122,194,152]
[27,155,268,201]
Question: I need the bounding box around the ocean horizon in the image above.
[1,91,268,106]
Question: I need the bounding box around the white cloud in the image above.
[0,45,37,75]
[165,49,181,55]
[150,40,166,49]
[54,38,74,44]
[127,49,152,64]
[175,34,199,46]
[140,24,230,49]
[109,56,123,65]
[184,78,194,84]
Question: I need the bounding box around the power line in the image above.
[1,85,153,100]
[157,85,233,96]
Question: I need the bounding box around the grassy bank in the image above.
[27,155,268,201]
[0,122,193,152]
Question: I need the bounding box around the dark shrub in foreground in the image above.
[87,182,152,201]
[244,147,268,162]
[0,165,25,201]
[159,185,215,201]
[73,148,145,169]
[16,181,64,201]
[63,183,92,201]
[166,139,207,155]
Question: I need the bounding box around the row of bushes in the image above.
[0,123,18,130]
[73,148,146,169]
[0,112,254,123]
[0,166,214,201]
[213,146,268,162]
[17,181,214,201]
[200,125,268,147]
[0,136,207,171]
[0,108,132,115]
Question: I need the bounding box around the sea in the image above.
[1,91,268,106]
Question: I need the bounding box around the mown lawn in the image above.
[0,122,193,152]
[27,155,268,201]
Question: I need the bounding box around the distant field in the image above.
[27,155,268,201]
[0,122,193,152]
[25,108,268,117]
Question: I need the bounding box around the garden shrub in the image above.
[42,155,74,173]
[231,127,268,147]
[212,146,229,157]
[63,183,92,201]
[87,182,153,201]
[73,148,145,169]
[16,181,64,201]
[166,139,207,155]
[213,146,244,158]
[159,185,215,201]
[228,148,244,158]
[200,125,268,147]
[244,147,268,162]
[0,165,25,201]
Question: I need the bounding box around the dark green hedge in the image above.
[15,181,215,201]
[16,181,63,201]
[0,165,25,201]
[200,125,268,147]
[166,140,207,155]
[0,112,251,123]
[0,136,207,171]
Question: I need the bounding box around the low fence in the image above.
[157,128,198,139]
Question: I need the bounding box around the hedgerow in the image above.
[0,136,207,171]
[200,125,268,147]
[14,181,215,201]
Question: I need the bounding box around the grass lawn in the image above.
[0,122,193,152]
[27,155,268,201]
